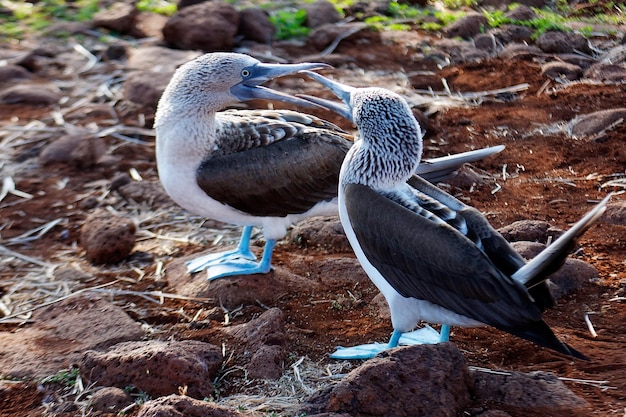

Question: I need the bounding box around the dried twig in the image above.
[584,313,598,338]
[601,178,626,189]
[469,366,615,390]
[0,177,34,203]
[0,245,52,268]
[558,377,615,390]
[73,43,99,73]
[0,281,118,323]
[413,82,530,101]
[89,288,215,304]
[2,218,64,245]
[320,24,366,56]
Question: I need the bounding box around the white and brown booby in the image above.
[301,70,610,360]
[154,52,504,280]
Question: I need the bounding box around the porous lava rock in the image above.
[238,7,274,43]
[444,12,489,39]
[0,64,32,85]
[117,179,176,207]
[535,31,591,54]
[91,2,138,34]
[601,201,626,226]
[298,343,472,417]
[471,369,589,415]
[81,209,136,264]
[290,216,351,253]
[569,108,626,140]
[541,61,583,81]
[497,220,561,244]
[165,252,322,308]
[123,70,175,109]
[0,295,143,379]
[162,2,239,51]
[39,134,106,168]
[510,241,599,299]
[136,394,244,417]
[304,0,342,28]
[80,340,223,399]
[89,387,133,413]
[0,84,61,105]
[584,63,626,83]
[222,307,287,379]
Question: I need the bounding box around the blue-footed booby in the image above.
[301,70,610,360]
[154,52,504,280]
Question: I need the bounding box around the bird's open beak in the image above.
[230,61,332,108]
[297,71,355,122]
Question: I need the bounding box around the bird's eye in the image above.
[241,69,250,77]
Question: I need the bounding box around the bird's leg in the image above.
[387,329,402,348]
[186,226,257,274]
[255,238,276,274]
[439,324,451,342]
[233,225,257,260]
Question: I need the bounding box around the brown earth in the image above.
[1,17,626,417]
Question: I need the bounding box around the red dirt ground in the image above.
[1,29,625,416]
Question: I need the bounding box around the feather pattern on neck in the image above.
[341,88,424,190]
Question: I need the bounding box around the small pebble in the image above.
[90,386,133,413]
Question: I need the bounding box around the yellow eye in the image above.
[241,69,250,77]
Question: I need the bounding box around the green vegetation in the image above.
[123,385,151,405]
[364,15,412,32]
[363,2,465,33]
[440,0,478,9]
[40,367,80,387]
[136,0,177,15]
[481,2,626,39]
[360,0,625,37]
[388,1,423,18]
[0,0,100,38]
[483,6,571,39]
[522,9,571,36]
[1,0,624,42]
[434,9,466,26]
[0,0,178,40]
[269,8,311,40]
[328,0,357,16]
[482,5,589,39]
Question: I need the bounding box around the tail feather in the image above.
[501,319,588,360]
[416,145,505,183]
[512,193,611,289]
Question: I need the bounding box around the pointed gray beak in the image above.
[230,61,332,108]
[297,71,356,121]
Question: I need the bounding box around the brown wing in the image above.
[197,110,352,217]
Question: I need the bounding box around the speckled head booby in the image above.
[154,52,505,281]
[302,71,610,360]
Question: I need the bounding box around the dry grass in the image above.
[216,356,356,416]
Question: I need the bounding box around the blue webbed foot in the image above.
[201,258,272,280]
[330,329,403,360]
[186,249,257,274]
[187,226,257,274]
[329,343,390,360]
[398,325,442,345]
[329,325,451,360]
[188,231,277,281]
